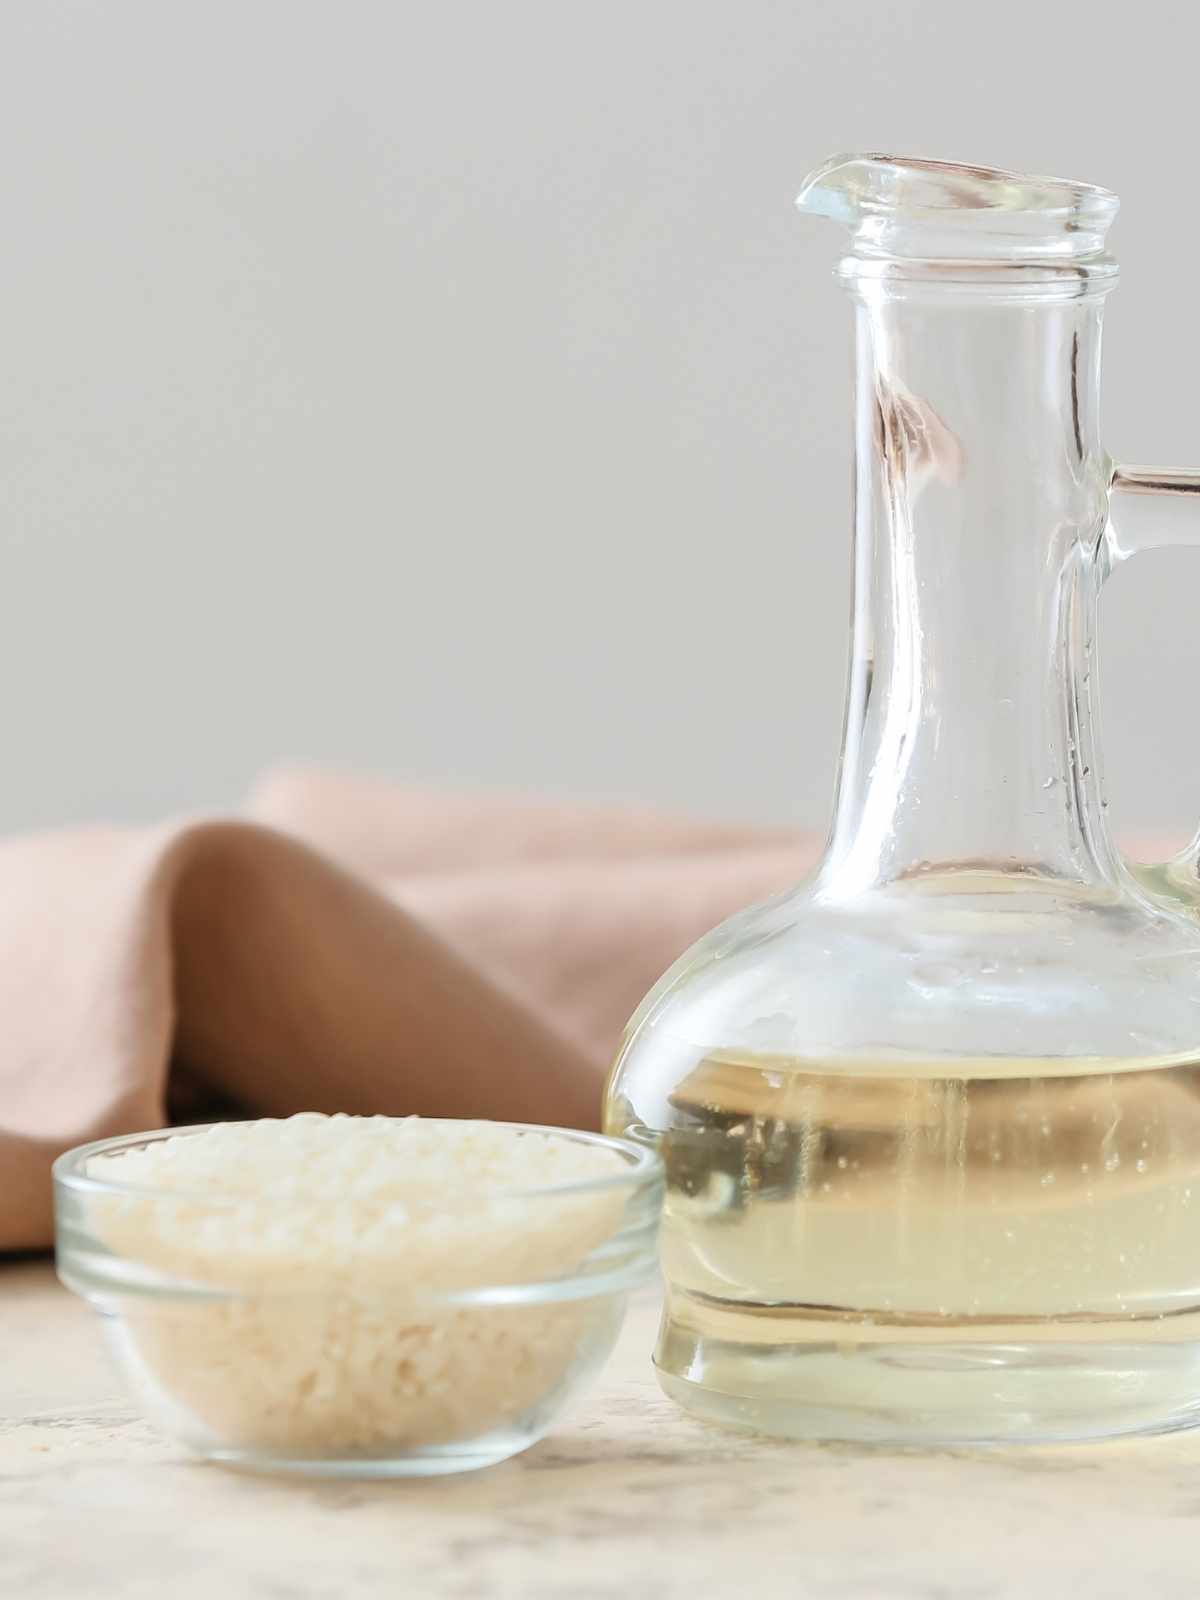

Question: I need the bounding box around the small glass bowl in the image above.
[54,1120,662,1477]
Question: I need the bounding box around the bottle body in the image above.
[606,876,1200,1442]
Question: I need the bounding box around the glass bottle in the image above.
[604,155,1200,1445]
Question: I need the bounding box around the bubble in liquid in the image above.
[836,1156,848,1170]
[1104,1153,1121,1173]
[1136,1159,1148,1174]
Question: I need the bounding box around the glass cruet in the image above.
[603,154,1200,1446]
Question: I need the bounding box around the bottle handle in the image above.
[1106,464,1200,561]
[1104,462,1200,885]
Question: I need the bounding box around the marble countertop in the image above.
[5,1259,1200,1599]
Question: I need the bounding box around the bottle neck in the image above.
[819,279,1120,898]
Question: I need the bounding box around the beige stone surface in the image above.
[5,1257,1200,1599]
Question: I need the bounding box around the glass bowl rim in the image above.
[53,1117,662,1210]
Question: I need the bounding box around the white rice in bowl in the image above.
[85,1115,630,1454]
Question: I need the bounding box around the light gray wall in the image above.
[1,0,1196,844]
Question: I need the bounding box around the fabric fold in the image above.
[0,776,818,1252]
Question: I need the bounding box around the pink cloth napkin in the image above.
[1,770,815,1251]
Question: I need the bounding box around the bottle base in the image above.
[656,1293,1200,1446]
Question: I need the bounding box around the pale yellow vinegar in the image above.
[659,1051,1200,1321]
[622,1051,1200,1441]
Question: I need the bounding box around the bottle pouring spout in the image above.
[796,152,1121,264]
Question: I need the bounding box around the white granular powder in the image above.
[86,1115,628,1456]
